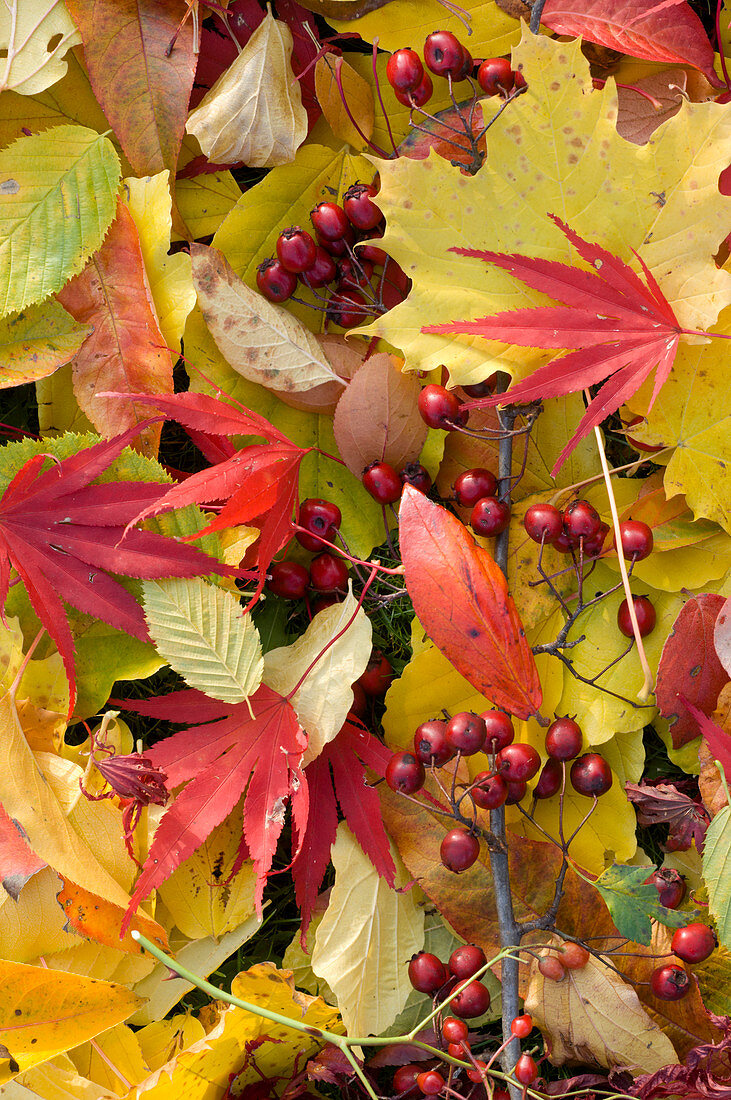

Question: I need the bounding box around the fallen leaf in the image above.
[0,0,81,95]
[315,53,375,151]
[590,864,691,944]
[0,300,91,389]
[698,683,731,817]
[626,783,710,853]
[616,67,689,145]
[715,595,731,678]
[702,804,731,947]
[0,805,46,901]
[275,332,362,414]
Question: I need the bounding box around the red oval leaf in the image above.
[398,486,542,719]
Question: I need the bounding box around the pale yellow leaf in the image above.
[311,823,424,1036]
[0,1,81,95]
[525,940,678,1074]
[264,587,372,762]
[186,10,307,167]
[3,1051,112,1100]
[315,54,374,151]
[136,1015,206,1074]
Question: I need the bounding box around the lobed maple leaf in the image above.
[118,685,308,931]
[626,782,710,853]
[624,1011,731,1098]
[292,718,396,942]
[0,424,229,715]
[424,216,715,474]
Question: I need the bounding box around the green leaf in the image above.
[0,124,120,317]
[0,299,91,388]
[592,864,691,945]
[703,805,731,948]
[143,577,263,705]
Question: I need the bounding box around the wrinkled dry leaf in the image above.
[186,9,307,167]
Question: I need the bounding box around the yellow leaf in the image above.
[136,1015,206,1074]
[7,1051,113,1099]
[315,54,374,151]
[0,301,91,388]
[69,1023,149,1095]
[174,170,241,242]
[368,33,731,380]
[16,648,68,753]
[122,172,195,352]
[0,960,140,1082]
[311,823,424,1036]
[186,11,307,168]
[0,1,81,95]
[0,867,77,964]
[264,587,372,761]
[525,939,678,1074]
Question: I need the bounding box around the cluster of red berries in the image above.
[267,498,349,614]
[640,870,717,1001]
[537,941,590,983]
[256,188,409,326]
[454,467,510,538]
[386,30,526,109]
[361,459,432,506]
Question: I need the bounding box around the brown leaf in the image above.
[274,334,364,414]
[625,782,709,852]
[315,53,375,151]
[616,69,688,145]
[333,355,427,479]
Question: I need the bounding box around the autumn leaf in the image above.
[0,1,82,95]
[0,804,46,901]
[590,864,691,945]
[715,595,731,677]
[0,300,92,389]
[314,53,375,151]
[399,485,542,719]
[679,697,731,790]
[626,782,710,854]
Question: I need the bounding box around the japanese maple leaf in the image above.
[119,684,308,931]
[424,215,716,473]
[0,424,228,716]
[107,391,311,601]
[628,1011,731,1098]
[292,718,396,942]
[625,782,710,853]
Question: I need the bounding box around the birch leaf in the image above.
[0,0,81,95]
[186,9,307,168]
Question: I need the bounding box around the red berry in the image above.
[387,48,424,92]
[538,955,566,982]
[645,868,686,909]
[570,753,613,797]
[450,979,490,1018]
[477,57,514,95]
[310,201,349,241]
[343,182,382,231]
[400,462,432,493]
[311,592,342,615]
[309,552,349,592]
[583,520,610,558]
[545,717,583,761]
[424,30,464,78]
[470,497,511,537]
[267,560,310,600]
[386,751,425,795]
[533,758,563,800]
[493,1091,510,1100]
[416,1070,444,1096]
[276,226,317,273]
[453,46,474,82]
[328,289,369,328]
[671,923,717,964]
[362,460,402,504]
[296,498,341,552]
[466,1059,488,1083]
[447,1040,469,1058]
[496,743,541,782]
[440,828,480,873]
[359,650,393,695]
[418,384,466,430]
[618,595,656,638]
[511,1013,532,1038]
[505,778,527,804]
[414,719,453,767]
[552,530,575,554]
[481,710,514,752]
[445,711,487,755]
[617,520,654,561]
[650,964,690,1001]
[563,499,602,543]
[561,942,590,969]
[394,71,434,107]
[514,1053,539,1086]
[256,257,297,302]
[513,69,528,90]
[454,468,498,507]
[317,224,354,255]
[441,1016,469,1044]
[462,373,498,397]
[301,246,337,288]
[449,944,487,980]
[356,239,388,265]
[337,255,373,292]
[408,951,447,994]
[524,502,563,544]
[393,1064,421,1095]
[471,772,508,810]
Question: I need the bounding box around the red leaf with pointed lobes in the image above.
[656,595,728,748]
[120,685,308,932]
[399,486,542,719]
[423,216,703,474]
[0,426,229,716]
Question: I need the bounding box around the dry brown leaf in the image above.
[315,54,375,150]
[186,9,307,167]
[616,69,688,145]
[699,681,731,817]
[192,244,340,392]
[333,354,427,478]
[524,939,678,1075]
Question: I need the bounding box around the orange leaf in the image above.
[57,877,169,956]
[399,486,542,719]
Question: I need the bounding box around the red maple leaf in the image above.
[292,719,396,941]
[625,782,710,853]
[119,685,308,931]
[424,216,718,473]
[0,424,228,715]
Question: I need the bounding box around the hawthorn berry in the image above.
[466,1059,488,1083]
[343,182,382,231]
[496,743,541,782]
[414,719,453,767]
[445,711,487,755]
[645,868,686,909]
[511,1013,533,1038]
[563,499,602,543]
[471,772,508,810]
[362,460,402,504]
[300,246,337,288]
[524,502,563,544]
[309,552,349,592]
[400,462,432,493]
[545,717,583,761]
[317,224,354,255]
[424,30,465,78]
[570,753,613,797]
[349,680,367,718]
[337,255,373,292]
[454,467,498,507]
[492,1090,510,1100]
[267,561,310,600]
[393,1064,421,1095]
[671,923,717,964]
[477,57,514,95]
[359,650,394,695]
[387,47,425,92]
[650,964,690,1001]
[386,751,426,795]
[449,944,487,980]
[538,955,566,982]
[470,497,511,537]
[481,710,514,752]
[311,593,342,615]
[514,1053,539,1086]
[441,1016,469,1044]
[584,520,610,557]
[276,226,317,273]
[417,384,466,429]
[296,498,341,551]
[356,239,388,265]
[560,942,590,969]
[505,778,527,804]
[256,257,297,302]
[440,827,481,873]
[533,758,563,800]
[328,290,369,328]
[617,519,654,561]
[617,595,656,638]
[447,1040,469,1058]
[453,45,474,82]
[310,201,350,241]
[416,1070,445,1096]
[394,71,434,107]
[450,979,490,1018]
[408,951,447,994]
